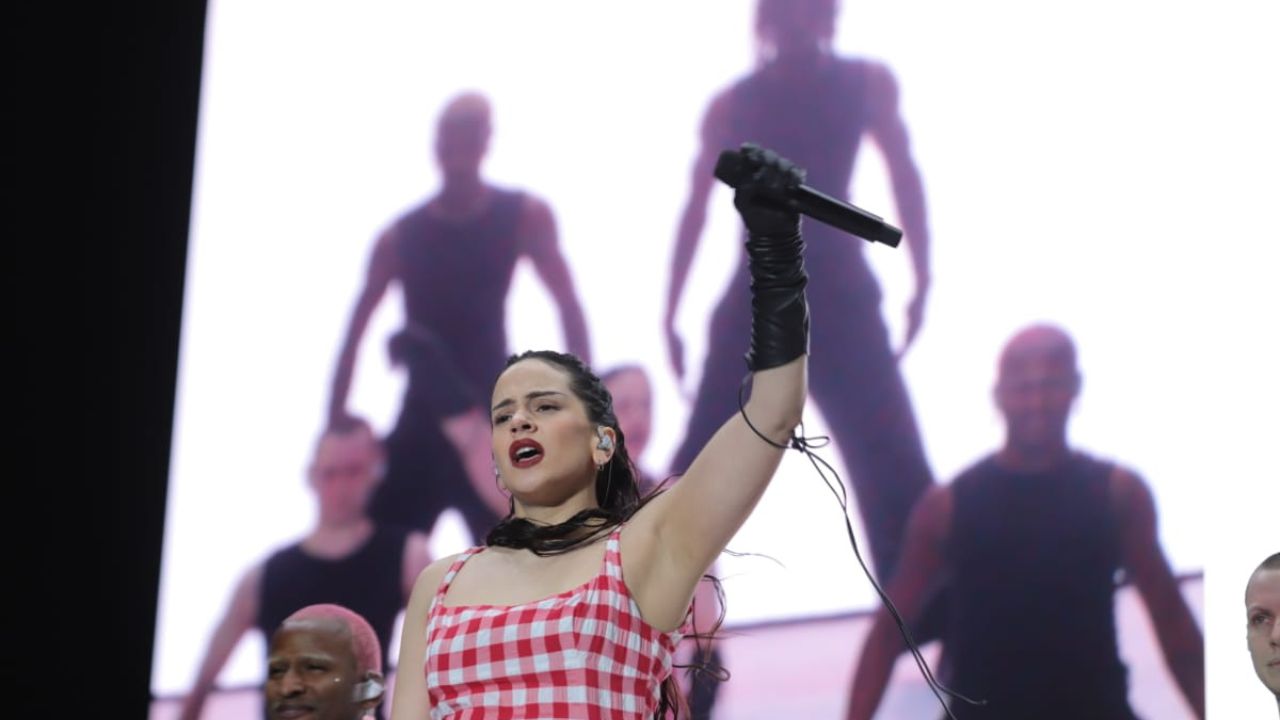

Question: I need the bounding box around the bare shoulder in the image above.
[1107,463,1155,521]
[700,89,735,145]
[520,193,554,219]
[913,483,953,531]
[516,194,557,249]
[1108,463,1150,502]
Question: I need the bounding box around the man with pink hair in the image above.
[265,604,385,720]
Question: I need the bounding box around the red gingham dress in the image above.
[424,526,688,719]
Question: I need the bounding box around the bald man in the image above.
[265,604,385,720]
[845,324,1204,720]
[328,91,591,543]
[1246,552,1280,715]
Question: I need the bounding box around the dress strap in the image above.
[432,546,484,604]
[601,524,626,579]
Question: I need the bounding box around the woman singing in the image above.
[390,145,811,719]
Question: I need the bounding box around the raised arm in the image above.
[845,486,951,720]
[1112,468,1205,719]
[664,93,732,381]
[627,146,809,631]
[864,62,931,357]
[328,227,398,426]
[521,196,592,365]
[177,564,262,720]
[389,556,456,720]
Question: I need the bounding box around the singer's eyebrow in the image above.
[490,390,565,414]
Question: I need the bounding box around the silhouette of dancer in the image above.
[664,0,933,582]
[329,92,592,542]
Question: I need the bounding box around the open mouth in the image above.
[509,439,544,468]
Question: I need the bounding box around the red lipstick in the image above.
[509,439,544,468]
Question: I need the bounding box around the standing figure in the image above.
[179,420,431,720]
[845,325,1205,720]
[664,0,934,584]
[328,92,592,542]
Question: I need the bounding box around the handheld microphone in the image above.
[714,144,903,247]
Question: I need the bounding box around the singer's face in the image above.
[490,359,599,509]
[1246,567,1280,696]
[265,622,363,720]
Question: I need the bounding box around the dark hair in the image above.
[484,350,723,718]
[1259,552,1280,572]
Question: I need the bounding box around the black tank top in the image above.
[725,57,879,297]
[256,524,409,671]
[393,189,524,397]
[944,453,1135,719]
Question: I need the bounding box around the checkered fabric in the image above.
[424,526,687,718]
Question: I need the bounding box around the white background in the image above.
[152,1,1279,712]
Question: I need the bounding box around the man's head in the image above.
[1246,552,1280,699]
[309,418,384,526]
[994,323,1081,454]
[265,604,384,720]
[756,0,838,56]
[434,92,491,182]
[601,365,653,461]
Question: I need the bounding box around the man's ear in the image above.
[352,670,385,708]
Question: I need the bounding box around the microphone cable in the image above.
[736,374,986,719]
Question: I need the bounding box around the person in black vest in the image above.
[1246,552,1280,716]
[845,324,1204,720]
[327,91,592,544]
[178,419,431,720]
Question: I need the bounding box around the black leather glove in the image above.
[731,143,810,372]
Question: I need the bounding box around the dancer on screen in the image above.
[328,92,592,545]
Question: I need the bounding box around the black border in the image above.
[14,2,208,714]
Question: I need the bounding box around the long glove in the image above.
[732,143,810,372]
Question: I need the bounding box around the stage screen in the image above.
[151,0,1277,715]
